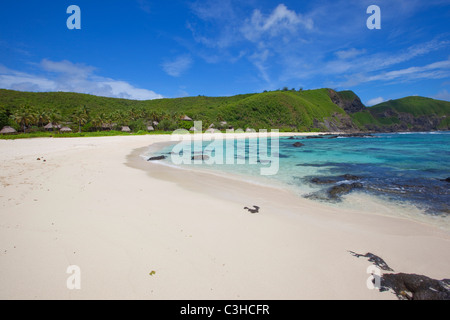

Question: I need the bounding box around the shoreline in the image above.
[139,133,450,232]
[0,134,449,299]
[127,137,450,274]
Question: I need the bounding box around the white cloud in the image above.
[366,97,385,106]
[249,49,271,83]
[366,58,450,82]
[335,48,366,60]
[40,59,95,77]
[242,4,313,42]
[187,1,450,89]
[162,55,193,77]
[0,60,163,100]
[326,40,450,79]
[331,54,450,88]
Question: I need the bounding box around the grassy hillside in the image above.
[350,110,380,129]
[363,96,450,131]
[0,88,352,133]
[370,96,450,117]
[0,89,254,120]
[0,88,449,135]
[220,89,346,131]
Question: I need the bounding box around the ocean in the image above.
[147,132,450,225]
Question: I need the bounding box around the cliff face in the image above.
[313,112,361,133]
[365,113,448,132]
[328,89,365,114]
[364,96,450,132]
[327,91,450,133]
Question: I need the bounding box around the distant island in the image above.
[0,88,449,136]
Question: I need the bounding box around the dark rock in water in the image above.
[348,251,394,272]
[441,177,450,183]
[340,133,374,138]
[381,273,450,300]
[311,177,338,185]
[288,136,295,140]
[297,163,337,168]
[147,155,166,161]
[191,155,210,161]
[309,174,361,186]
[328,182,363,199]
[305,136,325,139]
[293,142,305,147]
[341,174,361,181]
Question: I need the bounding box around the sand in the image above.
[0,134,449,300]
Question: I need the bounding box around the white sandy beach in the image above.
[0,134,449,300]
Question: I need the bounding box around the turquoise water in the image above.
[150,132,450,216]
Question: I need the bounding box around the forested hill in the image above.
[0,88,449,133]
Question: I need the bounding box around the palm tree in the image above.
[47,109,62,126]
[159,110,169,121]
[148,110,158,123]
[11,107,36,133]
[36,109,49,128]
[171,111,182,121]
[217,113,225,122]
[104,113,114,130]
[129,107,143,121]
[109,110,129,127]
[72,108,89,133]
[81,105,90,117]
[91,114,104,131]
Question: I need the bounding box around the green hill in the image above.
[351,96,450,131]
[372,96,450,116]
[0,88,449,134]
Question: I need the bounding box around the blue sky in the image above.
[0,0,449,105]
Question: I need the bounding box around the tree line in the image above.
[2,105,201,133]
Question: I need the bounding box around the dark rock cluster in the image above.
[349,251,450,300]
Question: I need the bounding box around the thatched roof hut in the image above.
[182,115,193,121]
[189,127,199,132]
[0,126,17,134]
[121,126,131,133]
[153,121,159,126]
[44,123,61,130]
[147,126,155,131]
[60,127,72,133]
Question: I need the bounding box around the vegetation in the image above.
[0,88,448,139]
[369,96,450,117]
